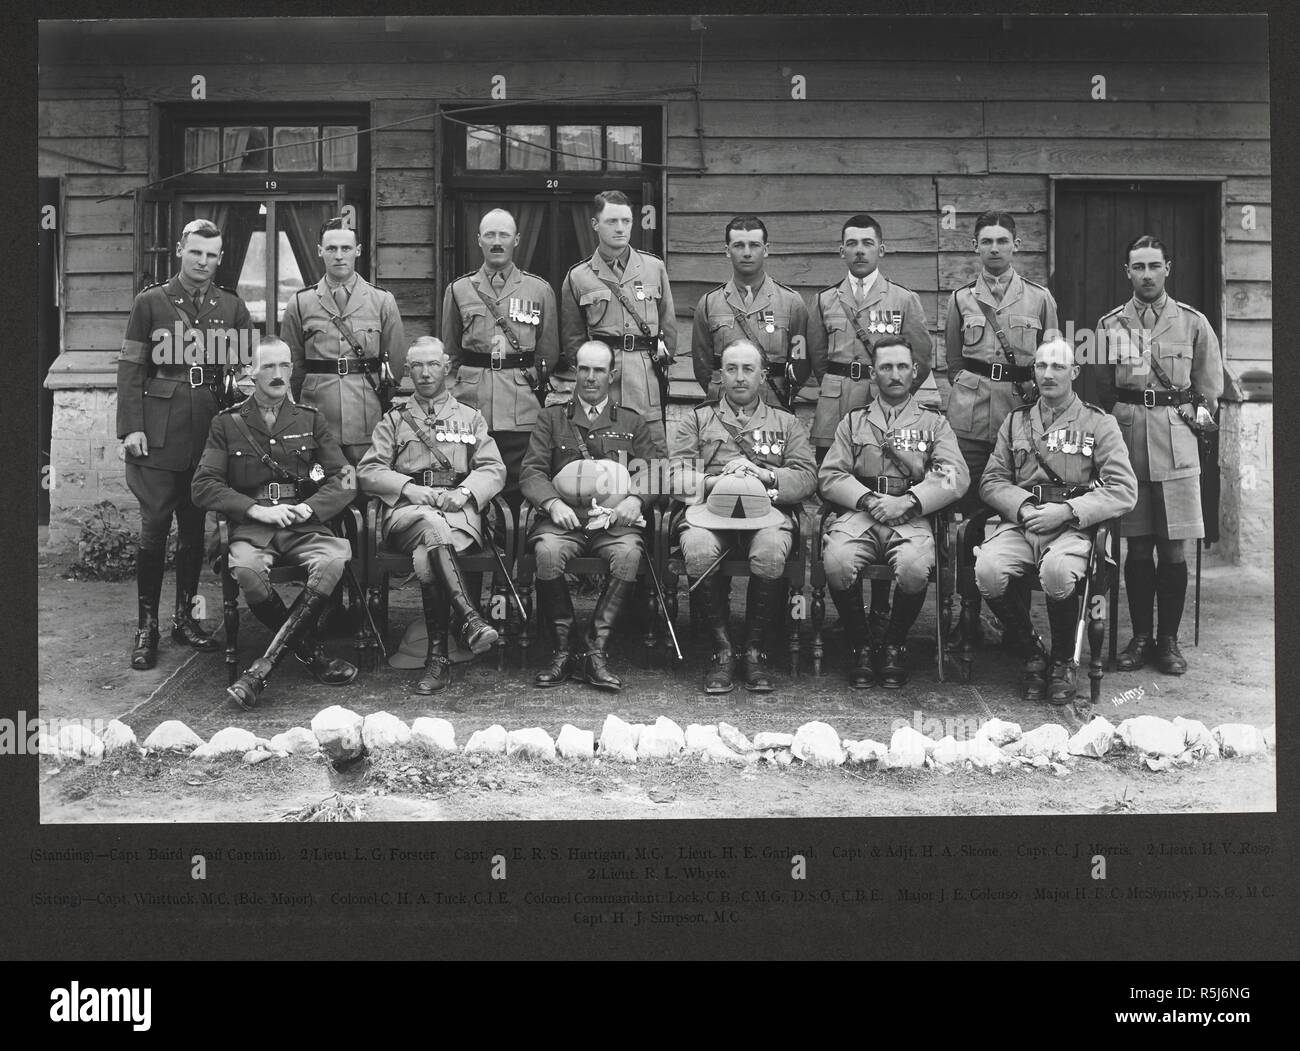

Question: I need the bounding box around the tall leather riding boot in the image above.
[1155,561,1189,675]
[431,545,498,655]
[578,577,635,692]
[172,536,219,651]
[1046,594,1081,705]
[830,584,874,689]
[227,588,356,709]
[985,589,1047,701]
[868,578,892,646]
[693,573,735,694]
[946,592,986,652]
[1117,557,1157,671]
[740,577,784,692]
[246,590,290,633]
[131,546,166,670]
[533,578,577,688]
[878,587,928,689]
[416,579,452,694]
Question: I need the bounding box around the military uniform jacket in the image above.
[669,397,817,509]
[521,401,667,539]
[191,399,353,548]
[691,276,810,401]
[980,397,1137,537]
[116,277,253,472]
[442,264,560,432]
[808,273,933,444]
[281,274,406,447]
[943,269,1059,444]
[561,248,677,421]
[357,392,506,550]
[1096,296,1224,483]
[819,395,969,541]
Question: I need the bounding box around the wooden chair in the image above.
[953,510,1120,705]
[657,502,810,677]
[215,506,367,685]
[359,495,515,672]
[808,506,950,680]
[513,504,663,669]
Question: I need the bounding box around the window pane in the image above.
[466,125,501,170]
[505,124,549,170]
[222,126,269,172]
[273,126,319,171]
[184,127,221,174]
[322,125,358,171]
[557,125,601,171]
[606,125,643,171]
[275,231,307,320]
[236,230,268,324]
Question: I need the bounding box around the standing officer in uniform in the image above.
[808,213,933,643]
[944,210,1060,651]
[191,338,358,709]
[975,339,1136,703]
[670,340,817,694]
[562,190,675,448]
[520,340,666,693]
[280,216,405,465]
[358,337,506,694]
[819,335,968,689]
[1096,235,1223,675]
[442,207,560,508]
[691,214,810,406]
[117,218,252,671]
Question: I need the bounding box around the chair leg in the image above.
[519,580,534,670]
[810,580,825,677]
[788,583,801,679]
[1088,599,1106,706]
[935,578,946,683]
[643,574,658,667]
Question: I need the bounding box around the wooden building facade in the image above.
[38,14,1272,564]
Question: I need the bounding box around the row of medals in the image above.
[1046,428,1095,456]
[749,430,786,456]
[888,429,934,453]
[434,419,477,445]
[860,310,903,334]
[507,299,542,325]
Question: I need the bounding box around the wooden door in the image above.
[1053,180,1222,541]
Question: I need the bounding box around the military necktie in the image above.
[588,403,600,425]
[1141,303,1158,331]
[333,284,349,314]
[741,285,752,309]
[987,274,1007,303]
[192,288,203,315]
[491,272,506,295]
[262,403,277,431]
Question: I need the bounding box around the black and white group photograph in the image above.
[32,10,1274,832]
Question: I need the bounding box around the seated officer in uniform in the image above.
[191,338,358,709]
[975,338,1137,704]
[670,339,817,694]
[819,335,968,689]
[520,340,666,692]
[357,337,507,694]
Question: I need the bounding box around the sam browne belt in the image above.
[961,357,1034,383]
[1114,387,1196,407]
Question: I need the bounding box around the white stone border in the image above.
[41,709,1275,775]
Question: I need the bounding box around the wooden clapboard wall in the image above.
[38,14,1270,393]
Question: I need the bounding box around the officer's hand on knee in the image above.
[549,501,581,531]
[124,431,148,458]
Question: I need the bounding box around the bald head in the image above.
[479,209,520,271]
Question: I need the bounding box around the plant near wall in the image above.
[64,501,175,582]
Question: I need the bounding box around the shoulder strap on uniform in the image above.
[1021,276,1050,292]
[635,248,662,262]
[1099,304,1123,322]
[1081,400,1107,416]
[959,279,978,291]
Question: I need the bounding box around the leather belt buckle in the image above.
[188,365,205,388]
[490,350,504,371]
[1143,389,1156,408]
[266,482,282,502]
[1031,484,1045,505]
[622,333,637,353]
[875,475,891,495]
[990,362,1004,382]
[849,360,865,381]
[420,469,435,487]
[336,359,350,376]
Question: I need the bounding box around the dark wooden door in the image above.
[1053,180,1222,541]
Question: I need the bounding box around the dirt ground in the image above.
[37,539,1275,822]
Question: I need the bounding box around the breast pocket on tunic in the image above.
[1156,342,1194,388]
[140,378,179,448]
[961,313,986,347]
[451,365,483,405]
[824,316,854,356]
[350,319,382,356]
[1010,440,1035,476]
[1009,314,1043,353]
[579,289,613,328]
